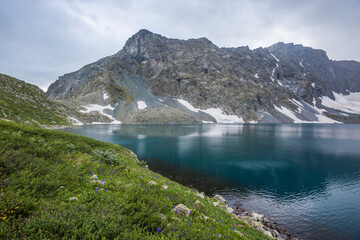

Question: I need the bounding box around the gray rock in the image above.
[214,194,226,204]
[173,204,191,217]
[196,192,205,199]
[69,197,78,201]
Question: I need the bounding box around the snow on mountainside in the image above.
[46,30,360,124]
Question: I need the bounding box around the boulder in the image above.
[251,212,264,221]
[196,192,205,199]
[148,181,157,185]
[214,194,226,204]
[173,204,191,217]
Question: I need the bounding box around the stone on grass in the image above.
[89,179,106,185]
[196,192,205,199]
[226,206,234,214]
[148,181,157,185]
[173,204,191,217]
[234,230,244,237]
[69,197,78,201]
[90,174,98,179]
[162,185,168,189]
[264,230,273,238]
[195,200,204,207]
[214,194,226,204]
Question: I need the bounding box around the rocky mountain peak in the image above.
[46,30,360,124]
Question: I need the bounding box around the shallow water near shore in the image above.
[62,124,360,240]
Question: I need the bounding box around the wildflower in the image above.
[157,228,161,232]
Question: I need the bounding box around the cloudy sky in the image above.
[1,0,359,91]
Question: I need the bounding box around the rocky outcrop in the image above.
[46,30,360,124]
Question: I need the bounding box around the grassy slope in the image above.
[0,120,269,239]
[0,74,68,126]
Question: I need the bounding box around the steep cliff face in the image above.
[47,30,360,124]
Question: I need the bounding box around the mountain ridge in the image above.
[46,29,360,124]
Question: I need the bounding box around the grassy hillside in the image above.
[0,120,269,239]
[0,73,70,126]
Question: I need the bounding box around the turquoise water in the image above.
[62,124,360,240]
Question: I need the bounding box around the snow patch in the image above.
[270,53,279,62]
[199,108,244,123]
[177,99,199,112]
[67,117,83,126]
[202,121,214,124]
[137,101,147,110]
[311,83,315,88]
[300,61,304,67]
[79,104,121,124]
[271,63,279,82]
[177,99,244,123]
[274,106,310,123]
[103,92,109,100]
[321,92,360,114]
[254,73,259,79]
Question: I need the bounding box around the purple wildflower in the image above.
[157,228,161,232]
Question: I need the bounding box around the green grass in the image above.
[0,120,270,239]
[0,74,68,126]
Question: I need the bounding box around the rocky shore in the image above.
[230,202,299,240]
[189,188,299,240]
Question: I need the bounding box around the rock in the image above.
[233,209,244,215]
[263,231,273,238]
[69,197,78,201]
[226,206,234,214]
[89,179,106,185]
[213,201,219,207]
[59,186,64,189]
[196,192,205,199]
[90,174,98,179]
[234,230,244,237]
[148,181,157,185]
[251,212,264,221]
[173,204,191,217]
[162,185,168,189]
[195,200,204,207]
[156,213,167,220]
[233,202,243,207]
[199,213,209,220]
[276,225,287,233]
[214,194,226,204]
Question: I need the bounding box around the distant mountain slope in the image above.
[0,73,115,126]
[47,30,360,124]
[0,73,71,126]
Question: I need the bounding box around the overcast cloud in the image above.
[0,0,359,91]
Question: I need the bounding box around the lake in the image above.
[62,124,360,240]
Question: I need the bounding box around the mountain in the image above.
[47,29,360,124]
[0,73,113,126]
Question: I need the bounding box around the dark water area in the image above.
[62,124,360,240]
